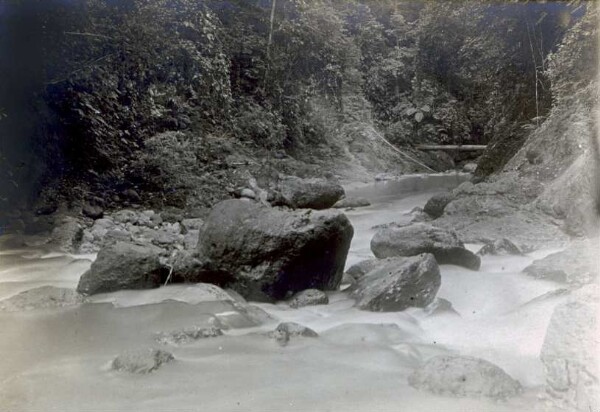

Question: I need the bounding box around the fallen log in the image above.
[415,145,487,151]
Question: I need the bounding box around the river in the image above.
[0,173,567,411]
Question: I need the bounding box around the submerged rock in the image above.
[0,286,85,312]
[423,192,454,218]
[371,223,481,270]
[77,241,168,295]
[477,238,523,256]
[276,176,345,209]
[155,326,223,345]
[111,348,174,374]
[288,289,329,308]
[196,199,353,301]
[540,285,599,411]
[268,322,319,346]
[408,355,522,399]
[333,197,371,209]
[351,254,441,312]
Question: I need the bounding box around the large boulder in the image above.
[371,223,481,270]
[77,241,168,295]
[196,199,354,301]
[351,254,441,312]
[408,355,522,399]
[540,286,599,411]
[276,176,345,209]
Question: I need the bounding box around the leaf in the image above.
[415,111,424,123]
[406,107,417,116]
[420,105,431,113]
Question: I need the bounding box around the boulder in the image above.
[333,197,371,209]
[288,289,329,308]
[196,200,353,301]
[523,239,598,285]
[111,348,174,374]
[276,176,345,209]
[477,238,523,256]
[540,286,600,411]
[351,254,441,312]
[371,223,481,270]
[50,216,83,253]
[423,192,454,218]
[408,355,522,399]
[77,241,168,295]
[0,286,85,312]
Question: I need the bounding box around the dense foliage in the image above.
[0,0,592,211]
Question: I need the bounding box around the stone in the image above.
[181,218,204,232]
[523,239,598,285]
[351,254,441,312]
[195,199,353,301]
[462,163,478,173]
[477,238,523,256]
[155,326,223,345]
[540,285,599,411]
[77,241,168,295]
[423,192,454,218]
[0,286,85,312]
[408,355,522,399]
[111,348,174,374]
[268,322,319,346]
[371,223,481,270]
[50,216,83,253]
[240,188,256,199]
[288,289,329,308]
[277,176,345,209]
[333,197,371,209]
[82,203,104,219]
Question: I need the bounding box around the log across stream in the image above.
[0,172,567,412]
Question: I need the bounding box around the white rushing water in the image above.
[0,173,568,411]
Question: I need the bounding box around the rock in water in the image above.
[77,241,168,295]
[371,223,481,270]
[540,285,599,411]
[523,239,598,285]
[477,238,523,256]
[0,286,85,312]
[288,289,329,308]
[268,322,319,346]
[333,197,371,209]
[277,176,345,209]
[196,199,353,301]
[408,355,522,399]
[351,254,440,312]
[423,192,454,218]
[155,326,223,346]
[111,348,174,374]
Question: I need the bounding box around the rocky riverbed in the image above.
[0,172,597,411]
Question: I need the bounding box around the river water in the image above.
[0,173,567,411]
